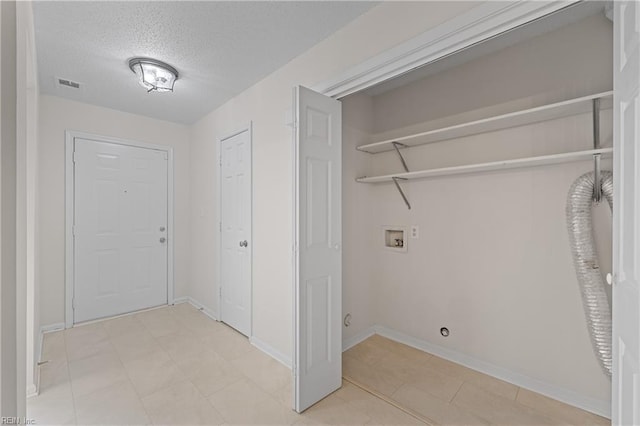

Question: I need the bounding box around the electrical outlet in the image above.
[411,225,419,239]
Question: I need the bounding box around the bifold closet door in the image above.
[612,1,640,423]
[293,86,342,413]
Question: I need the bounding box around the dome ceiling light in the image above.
[128,57,179,93]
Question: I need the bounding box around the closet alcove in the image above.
[339,2,613,422]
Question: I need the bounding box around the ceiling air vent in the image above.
[57,78,81,89]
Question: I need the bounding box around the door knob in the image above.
[160,237,166,243]
[239,240,248,247]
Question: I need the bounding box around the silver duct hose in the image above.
[566,170,613,378]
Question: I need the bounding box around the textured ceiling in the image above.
[33,1,376,124]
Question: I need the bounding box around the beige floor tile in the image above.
[39,357,70,392]
[231,348,291,394]
[139,309,189,338]
[427,356,519,400]
[208,378,298,424]
[175,313,226,339]
[403,364,464,403]
[123,350,185,398]
[371,354,464,403]
[516,388,609,425]
[170,346,245,397]
[156,332,208,363]
[453,382,558,425]
[68,351,128,397]
[203,327,256,361]
[344,353,404,397]
[335,382,425,425]
[102,314,148,338]
[74,379,150,425]
[392,383,488,426]
[27,381,76,425]
[41,331,67,360]
[272,380,294,408]
[368,335,433,365]
[111,329,163,363]
[141,380,225,425]
[167,302,198,317]
[298,392,370,425]
[345,338,395,366]
[65,323,114,361]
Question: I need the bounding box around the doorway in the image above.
[65,132,175,326]
[293,0,638,420]
[219,126,253,337]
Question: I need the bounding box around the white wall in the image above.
[189,1,477,361]
[341,93,375,343]
[1,0,19,416]
[38,95,191,326]
[16,0,39,399]
[342,13,612,411]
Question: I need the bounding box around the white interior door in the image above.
[612,2,640,423]
[293,86,342,412]
[73,138,168,323]
[220,128,252,336]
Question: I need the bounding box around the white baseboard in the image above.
[40,323,65,334]
[342,327,376,351]
[250,336,292,369]
[33,322,66,398]
[26,384,37,398]
[173,296,218,321]
[372,325,610,419]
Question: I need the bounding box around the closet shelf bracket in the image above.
[392,177,411,210]
[592,98,602,203]
[392,142,410,173]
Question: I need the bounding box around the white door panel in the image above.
[613,2,640,423]
[220,129,252,336]
[74,138,168,323]
[294,86,342,413]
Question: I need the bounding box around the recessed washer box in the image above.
[382,226,407,253]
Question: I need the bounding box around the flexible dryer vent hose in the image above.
[566,170,613,377]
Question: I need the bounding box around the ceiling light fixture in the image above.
[128,57,179,93]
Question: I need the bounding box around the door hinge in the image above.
[163,152,168,160]
[219,222,222,232]
[219,287,222,298]
[72,225,76,237]
[72,298,75,310]
[72,151,77,163]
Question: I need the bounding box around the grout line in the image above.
[342,375,435,426]
[449,380,464,403]
[60,330,79,425]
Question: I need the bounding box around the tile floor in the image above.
[343,334,610,426]
[28,304,422,425]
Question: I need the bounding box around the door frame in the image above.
[295,0,623,416]
[216,123,253,336]
[64,130,175,328]
[311,1,580,99]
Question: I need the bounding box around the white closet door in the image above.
[220,129,252,336]
[612,1,640,423]
[294,86,342,413]
[74,138,168,323]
